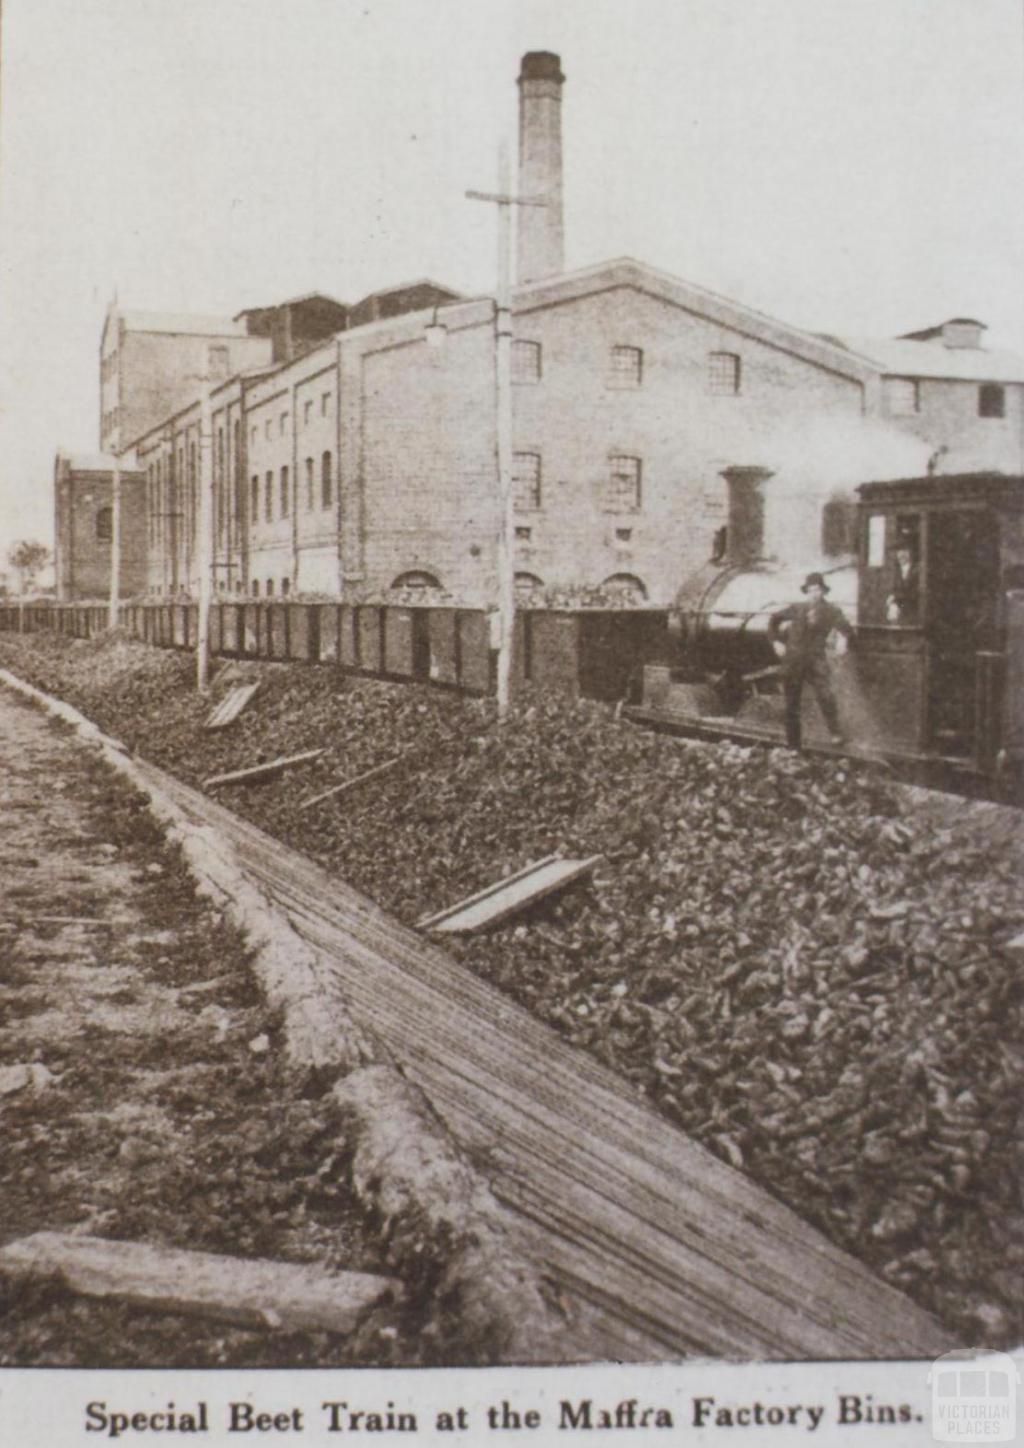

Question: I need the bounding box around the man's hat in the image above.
[801,572,830,594]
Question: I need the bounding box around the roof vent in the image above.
[900,318,987,350]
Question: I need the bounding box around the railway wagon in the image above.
[626,471,1024,799]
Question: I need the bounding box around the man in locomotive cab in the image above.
[768,572,855,750]
[885,542,921,626]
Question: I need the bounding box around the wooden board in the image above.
[136,756,957,1363]
[203,748,323,789]
[204,683,259,731]
[0,1232,401,1335]
[418,854,603,933]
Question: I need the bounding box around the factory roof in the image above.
[113,310,251,338]
[835,335,1024,383]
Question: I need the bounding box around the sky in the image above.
[1,0,1023,563]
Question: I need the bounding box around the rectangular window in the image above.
[321,451,333,508]
[867,514,886,567]
[885,377,919,415]
[280,465,289,517]
[321,392,331,416]
[512,340,542,383]
[513,452,541,512]
[609,345,643,387]
[264,470,273,522]
[208,345,230,379]
[979,383,1005,418]
[605,454,642,512]
[250,475,259,524]
[708,351,741,395]
[305,457,315,511]
[304,399,313,426]
[280,411,289,435]
[514,526,532,541]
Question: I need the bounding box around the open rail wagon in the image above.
[625,471,1024,800]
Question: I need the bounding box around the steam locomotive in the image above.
[625,471,1024,800]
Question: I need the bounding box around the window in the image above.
[821,497,857,556]
[513,452,541,511]
[514,572,544,600]
[265,418,273,439]
[280,465,290,517]
[867,514,886,568]
[264,470,273,522]
[708,351,741,395]
[979,383,1005,418]
[250,475,259,522]
[609,345,643,387]
[605,454,641,512]
[321,451,333,508]
[281,577,291,597]
[280,411,289,435]
[216,428,225,481]
[321,392,331,416]
[512,340,542,383]
[266,578,274,596]
[600,572,648,602]
[96,507,113,542]
[615,527,633,543]
[515,526,532,542]
[304,399,313,426]
[390,571,441,591]
[251,579,259,597]
[208,345,230,379]
[305,457,315,510]
[251,426,258,447]
[885,377,919,415]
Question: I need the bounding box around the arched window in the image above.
[281,577,291,596]
[390,570,441,592]
[96,507,113,542]
[266,578,274,596]
[321,451,333,509]
[600,572,648,602]
[514,571,544,600]
[251,579,259,597]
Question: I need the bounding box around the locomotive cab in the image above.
[856,473,1023,785]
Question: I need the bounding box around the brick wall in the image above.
[55,465,147,601]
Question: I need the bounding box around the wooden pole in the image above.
[107,440,121,631]
[196,387,214,691]
[494,143,515,720]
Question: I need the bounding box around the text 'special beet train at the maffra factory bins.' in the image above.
[626,470,1024,801]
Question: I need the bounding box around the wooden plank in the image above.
[0,1232,401,1335]
[298,754,405,812]
[203,749,324,790]
[136,757,957,1362]
[204,683,259,731]
[418,854,602,933]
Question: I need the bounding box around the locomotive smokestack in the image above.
[517,52,565,285]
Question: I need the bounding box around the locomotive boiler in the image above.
[627,471,1024,800]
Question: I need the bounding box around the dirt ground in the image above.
[0,685,417,1367]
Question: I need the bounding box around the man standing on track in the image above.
[768,572,855,750]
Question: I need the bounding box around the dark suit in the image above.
[888,560,920,625]
[767,599,854,748]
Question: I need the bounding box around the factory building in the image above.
[53,452,147,602]
[76,52,1024,608]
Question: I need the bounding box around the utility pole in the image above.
[196,385,214,691]
[107,428,121,631]
[467,144,545,718]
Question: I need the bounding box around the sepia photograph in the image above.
[0,0,1021,1441]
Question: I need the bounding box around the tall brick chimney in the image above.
[517,52,565,285]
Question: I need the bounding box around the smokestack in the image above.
[517,52,565,285]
